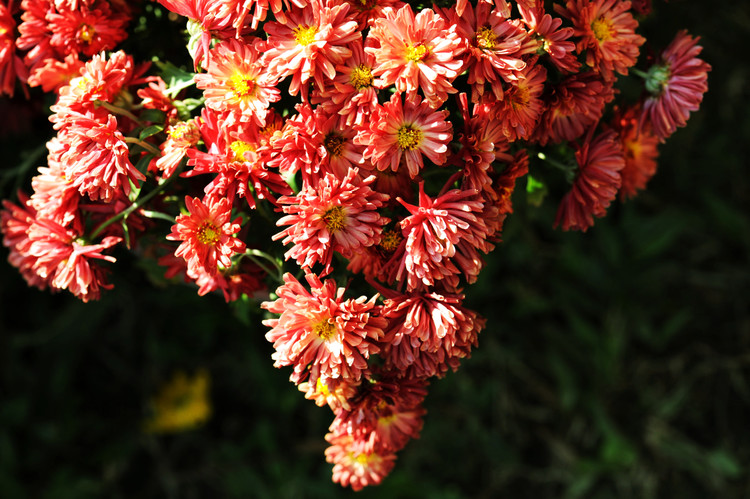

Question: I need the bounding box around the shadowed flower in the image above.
[144,369,212,434]
[641,30,711,141]
[555,128,625,231]
[325,431,397,491]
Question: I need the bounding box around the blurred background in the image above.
[1,1,748,498]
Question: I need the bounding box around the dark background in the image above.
[1,1,749,497]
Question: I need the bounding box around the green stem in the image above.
[630,67,650,79]
[124,136,161,156]
[141,209,176,224]
[241,249,284,283]
[95,100,144,127]
[89,172,178,241]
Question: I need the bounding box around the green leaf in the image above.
[139,124,164,141]
[152,57,196,98]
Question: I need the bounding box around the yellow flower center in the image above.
[476,26,497,50]
[168,122,191,140]
[509,84,530,110]
[405,43,428,62]
[229,72,255,98]
[230,140,255,162]
[324,133,346,158]
[78,24,95,44]
[322,205,346,233]
[316,378,332,396]
[196,221,221,245]
[591,17,614,42]
[396,125,423,151]
[350,64,374,90]
[294,25,318,46]
[312,317,337,340]
[378,229,402,253]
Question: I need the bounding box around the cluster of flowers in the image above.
[0,0,710,490]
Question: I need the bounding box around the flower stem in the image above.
[242,249,284,284]
[95,99,144,126]
[88,171,179,241]
[124,136,161,156]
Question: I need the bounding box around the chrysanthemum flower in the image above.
[30,138,80,228]
[366,4,464,108]
[555,0,644,81]
[46,1,130,58]
[273,168,389,274]
[156,118,202,179]
[262,272,387,386]
[263,0,359,97]
[1,194,49,290]
[158,0,236,69]
[517,0,579,74]
[391,183,488,291]
[480,150,529,240]
[641,30,711,141]
[265,103,324,181]
[344,0,403,29]
[612,106,660,200]
[534,71,615,146]
[446,0,536,102]
[495,59,546,141]
[329,371,427,453]
[324,431,397,491]
[555,128,625,232]
[26,52,84,93]
[380,289,482,378]
[186,107,291,209]
[167,194,246,276]
[357,92,452,179]
[311,37,380,127]
[298,376,360,412]
[0,2,27,97]
[53,111,144,203]
[194,37,280,128]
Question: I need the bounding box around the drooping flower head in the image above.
[324,431,397,491]
[612,105,660,200]
[641,30,711,141]
[555,128,625,232]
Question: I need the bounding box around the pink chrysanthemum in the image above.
[555,128,625,232]
[262,272,387,386]
[53,111,144,203]
[273,168,389,274]
[534,71,615,146]
[446,0,536,102]
[194,37,280,127]
[167,194,246,276]
[366,4,464,108]
[30,137,80,227]
[186,107,291,209]
[2,196,121,302]
[329,371,427,453]
[324,431,397,491]
[311,37,380,127]
[641,30,711,141]
[380,289,483,378]
[155,118,202,179]
[0,2,27,97]
[263,0,359,97]
[357,92,452,179]
[556,0,644,81]
[495,59,546,141]
[517,0,579,74]
[390,183,488,291]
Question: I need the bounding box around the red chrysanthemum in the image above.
[495,59,546,141]
[194,37,280,127]
[556,0,644,81]
[366,4,464,108]
[641,30,711,141]
[262,272,387,386]
[390,183,488,291]
[357,92,452,179]
[0,2,27,97]
[612,106,660,200]
[273,168,389,274]
[167,194,246,276]
[263,0,359,97]
[324,431,397,492]
[517,0,580,74]
[555,128,625,232]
